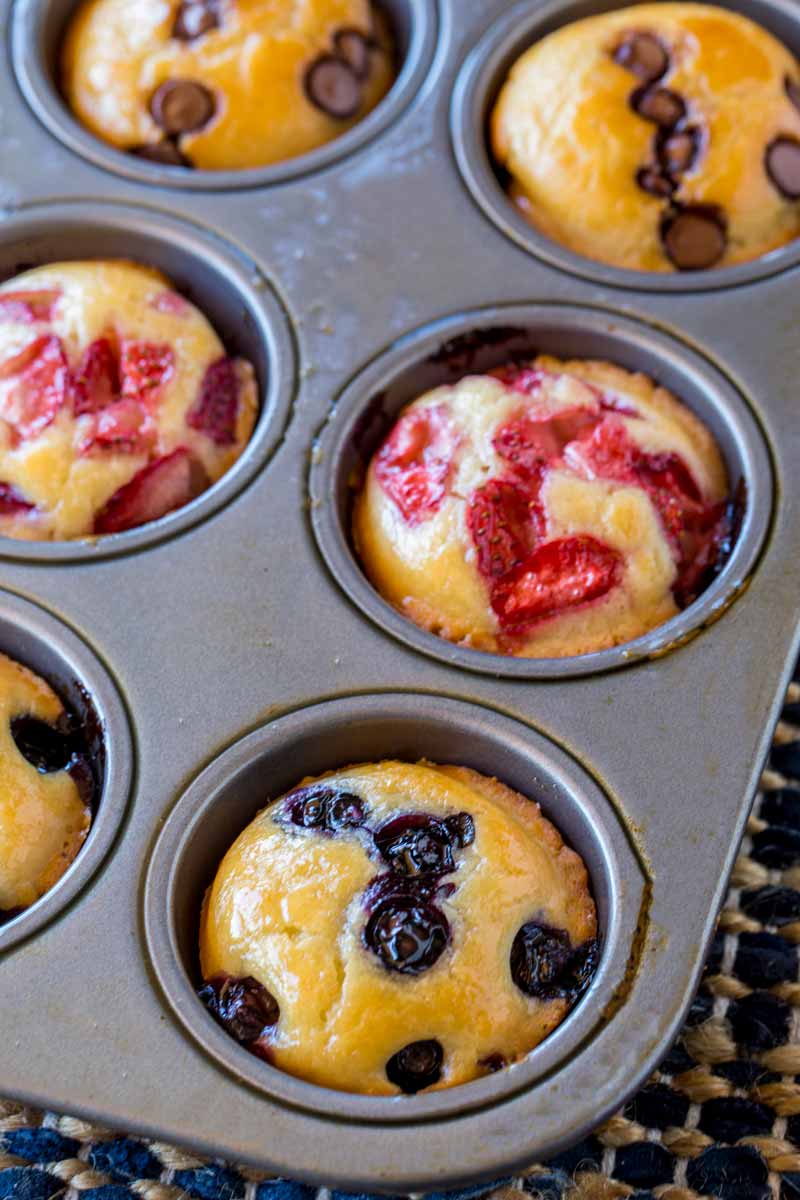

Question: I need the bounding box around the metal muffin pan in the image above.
[0,0,798,1191]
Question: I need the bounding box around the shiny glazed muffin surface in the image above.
[0,653,92,914]
[199,761,597,1095]
[62,0,395,170]
[0,261,258,541]
[491,3,800,272]
[354,357,732,658]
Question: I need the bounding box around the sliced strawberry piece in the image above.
[151,290,190,316]
[491,536,623,633]
[80,398,156,455]
[494,405,601,476]
[0,482,35,515]
[187,357,240,446]
[375,404,458,525]
[71,338,120,416]
[467,477,544,579]
[0,334,68,440]
[94,448,208,535]
[564,416,638,483]
[119,340,174,407]
[490,364,547,395]
[0,289,60,324]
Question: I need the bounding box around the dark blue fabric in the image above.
[1,1129,79,1163]
[0,1168,63,1200]
[172,1165,247,1199]
[87,1137,161,1182]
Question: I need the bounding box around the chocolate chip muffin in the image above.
[354,357,734,658]
[491,3,800,271]
[62,0,395,171]
[199,761,598,1094]
[0,653,94,916]
[0,261,258,540]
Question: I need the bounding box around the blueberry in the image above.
[285,787,367,832]
[199,974,280,1044]
[10,715,73,773]
[510,922,573,998]
[386,1039,443,1093]
[445,812,475,848]
[375,815,455,878]
[479,1053,507,1073]
[365,899,449,974]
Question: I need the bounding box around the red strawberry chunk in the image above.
[375,404,458,525]
[491,536,623,633]
[673,500,734,609]
[0,289,61,324]
[80,398,157,455]
[120,340,174,407]
[0,481,35,515]
[94,448,208,535]
[494,405,601,476]
[467,477,544,579]
[490,364,547,395]
[0,334,68,440]
[187,357,240,446]
[71,338,120,416]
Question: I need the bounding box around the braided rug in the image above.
[3,658,800,1200]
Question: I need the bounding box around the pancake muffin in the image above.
[199,760,598,1094]
[62,0,395,170]
[0,653,93,916]
[491,3,800,271]
[354,357,734,658]
[0,261,258,541]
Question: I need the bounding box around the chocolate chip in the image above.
[304,55,362,119]
[150,80,216,135]
[661,206,728,271]
[613,32,669,82]
[636,166,676,197]
[658,126,700,176]
[172,0,219,40]
[786,75,800,114]
[386,1039,443,1093]
[632,86,686,128]
[333,28,372,79]
[132,140,192,167]
[765,136,800,200]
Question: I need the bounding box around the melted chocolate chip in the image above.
[765,136,800,200]
[658,126,700,176]
[632,86,686,128]
[286,786,367,832]
[613,32,668,82]
[661,205,727,270]
[375,814,455,878]
[11,715,73,773]
[132,140,192,167]
[304,55,362,119]
[386,1039,443,1093]
[786,75,800,114]
[333,28,372,79]
[511,922,573,998]
[445,812,475,848]
[636,166,676,197]
[150,80,216,135]
[172,0,220,40]
[199,974,280,1044]
[365,898,449,974]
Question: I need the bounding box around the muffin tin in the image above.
[0,0,798,1192]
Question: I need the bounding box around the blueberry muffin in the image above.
[0,261,258,540]
[62,0,395,171]
[199,761,597,1094]
[491,3,800,271]
[354,357,734,659]
[0,653,94,916]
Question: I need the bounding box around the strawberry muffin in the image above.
[0,652,94,917]
[354,358,734,659]
[199,760,597,1094]
[62,0,395,171]
[0,261,258,541]
[491,3,800,271]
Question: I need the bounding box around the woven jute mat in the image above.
[3,660,800,1200]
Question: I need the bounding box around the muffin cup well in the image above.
[0,200,295,563]
[451,0,800,293]
[12,0,438,190]
[309,303,773,679]
[0,589,133,955]
[144,692,646,1123]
